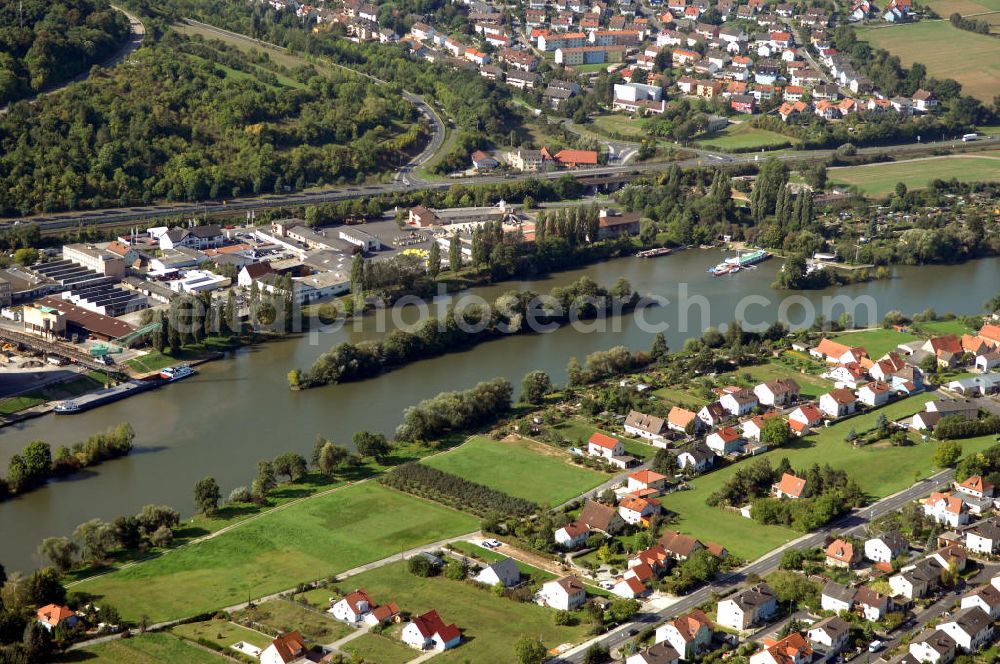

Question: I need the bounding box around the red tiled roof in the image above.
[589,432,620,449]
[979,324,1000,345]
[630,469,667,485]
[36,604,75,628]
[554,149,598,165]
[776,473,806,498]
[668,406,697,428]
[825,539,855,563]
[268,631,306,664]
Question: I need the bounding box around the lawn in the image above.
[833,328,923,357]
[828,153,1000,196]
[342,632,416,664]
[721,362,833,399]
[915,319,976,336]
[591,113,649,138]
[172,618,273,651]
[695,123,794,152]
[857,21,1000,101]
[234,599,352,643]
[333,561,592,663]
[660,392,1000,560]
[126,336,240,374]
[651,385,710,410]
[422,435,607,505]
[71,483,478,622]
[71,632,228,663]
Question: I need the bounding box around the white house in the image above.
[588,432,624,459]
[698,402,728,427]
[540,576,587,611]
[754,379,800,406]
[864,531,908,564]
[820,582,855,614]
[475,557,521,587]
[260,632,307,664]
[330,589,375,623]
[677,444,715,473]
[628,469,668,495]
[35,605,78,633]
[819,389,858,418]
[938,607,994,652]
[788,404,824,428]
[961,584,1000,620]
[613,575,650,599]
[401,610,461,651]
[807,615,851,652]
[858,381,892,407]
[706,427,744,455]
[554,521,590,549]
[619,496,659,525]
[965,519,1000,554]
[716,584,776,630]
[159,224,225,251]
[749,633,813,664]
[909,629,957,664]
[720,389,758,417]
[923,492,970,528]
[625,410,668,444]
[655,609,713,658]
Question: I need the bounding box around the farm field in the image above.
[857,22,1000,100]
[828,153,1000,196]
[331,560,593,663]
[422,435,607,505]
[833,328,922,357]
[71,632,228,663]
[662,392,999,560]
[923,0,1000,25]
[695,123,793,151]
[71,483,478,622]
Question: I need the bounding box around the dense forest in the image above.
[0,0,130,104]
[0,32,423,215]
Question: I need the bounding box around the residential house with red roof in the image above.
[858,380,892,407]
[788,404,823,430]
[720,388,759,417]
[541,575,587,610]
[956,475,995,500]
[655,609,714,658]
[628,470,668,495]
[668,406,700,433]
[979,324,1000,347]
[36,604,78,633]
[923,491,970,528]
[261,631,307,664]
[825,539,859,568]
[330,589,376,623]
[401,610,461,651]
[619,496,661,526]
[554,520,591,549]
[773,473,807,499]
[706,426,744,455]
[588,432,624,459]
[819,389,858,418]
[749,633,813,664]
[754,379,801,407]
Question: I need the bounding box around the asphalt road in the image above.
[552,468,957,663]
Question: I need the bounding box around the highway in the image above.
[552,467,956,663]
[4,134,997,235]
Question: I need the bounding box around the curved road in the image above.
[0,5,145,116]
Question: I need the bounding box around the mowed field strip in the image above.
[72,482,478,622]
[421,435,608,505]
[829,152,1000,195]
[857,21,1000,101]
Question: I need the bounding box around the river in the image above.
[0,250,997,571]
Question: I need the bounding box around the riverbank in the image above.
[1,252,998,571]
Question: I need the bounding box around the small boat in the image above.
[53,401,82,413]
[636,247,673,258]
[160,365,196,382]
[708,249,771,275]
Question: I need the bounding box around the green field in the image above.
[71,632,228,663]
[695,123,793,152]
[172,618,273,651]
[422,436,607,505]
[126,337,238,374]
[235,599,352,643]
[72,483,478,622]
[857,21,1000,101]
[334,561,592,663]
[591,113,649,138]
[661,393,1000,560]
[829,153,1000,196]
[342,632,417,664]
[915,319,976,336]
[833,328,923,357]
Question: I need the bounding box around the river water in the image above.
[0,249,997,571]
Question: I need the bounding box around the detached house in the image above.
[555,521,590,549]
[938,607,995,652]
[588,432,624,459]
[965,519,1000,554]
[825,539,859,568]
[677,443,716,473]
[864,531,909,564]
[858,381,892,407]
[475,556,521,587]
[819,389,858,419]
[579,499,627,535]
[789,404,824,430]
[720,389,758,417]
[627,643,682,664]
[749,633,813,664]
[331,589,376,623]
[668,406,700,433]
[36,604,78,633]
[707,427,745,455]
[717,583,777,630]
[956,475,995,500]
[807,615,851,653]
[754,379,801,406]
[659,529,705,561]
[541,575,587,610]
[698,402,728,427]
[625,410,668,445]
[619,496,661,525]
[923,492,969,528]
[261,631,307,664]
[773,473,807,499]
[909,629,957,664]
[656,609,714,658]
[402,610,461,651]
[891,559,943,600]
[628,470,668,495]
[961,584,1000,620]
